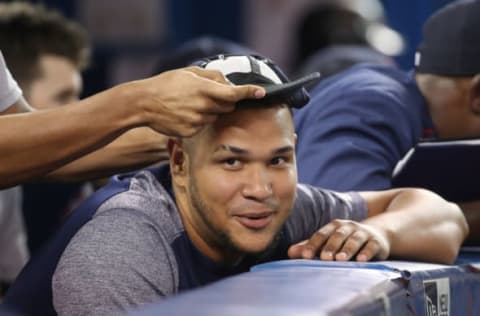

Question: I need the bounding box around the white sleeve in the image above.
[0,51,22,112]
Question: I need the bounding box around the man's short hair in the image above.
[0,2,90,88]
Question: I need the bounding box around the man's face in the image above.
[26,54,82,109]
[172,105,297,262]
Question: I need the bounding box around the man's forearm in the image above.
[45,127,168,182]
[362,189,468,264]
[0,83,143,188]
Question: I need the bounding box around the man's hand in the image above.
[134,66,266,137]
[288,219,391,262]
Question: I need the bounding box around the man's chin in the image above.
[232,235,275,255]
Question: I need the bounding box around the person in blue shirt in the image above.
[294,0,480,243]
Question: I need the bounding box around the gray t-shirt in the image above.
[52,166,367,316]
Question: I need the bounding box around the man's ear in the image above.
[168,138,188,187]
[469,75,480,115]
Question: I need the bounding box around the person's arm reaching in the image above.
[288,188,468,264]
[3,99,168,182]
[0,67,265,188]
[44,127,169,182]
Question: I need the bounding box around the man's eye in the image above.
[223,158,242,168]
[271,157,287,165]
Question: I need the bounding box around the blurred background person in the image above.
[293,1,402,69]
[152,35,256,74]
[0,2,94,257]
[292,1,399,84]
[0,4,94,294]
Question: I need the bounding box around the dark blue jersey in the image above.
[295,64,436,191]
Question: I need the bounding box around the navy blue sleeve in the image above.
[294,66,425,191]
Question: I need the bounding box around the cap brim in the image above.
[262,72,321,98]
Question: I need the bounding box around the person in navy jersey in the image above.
[294,0,480,244]
[47,55,466,316]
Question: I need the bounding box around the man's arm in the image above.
[0,92,132,188]
[44,127,169,182]
[0,67,265,188]
[288,188,468,264]
[3,99,168,182]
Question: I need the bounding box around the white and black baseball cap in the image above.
[193,54,320,108]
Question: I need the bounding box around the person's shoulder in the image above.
[294,64,412,131]
[313,64,411,93]
[304,64,420,115]
[52,167,180,315]
[93,164,181,237]
[342,63,408,80]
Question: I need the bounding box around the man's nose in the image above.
[241,165,273,200]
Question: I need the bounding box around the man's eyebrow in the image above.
[274,146,294,154]
[214,145,248,155]
[213,145,294,155]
